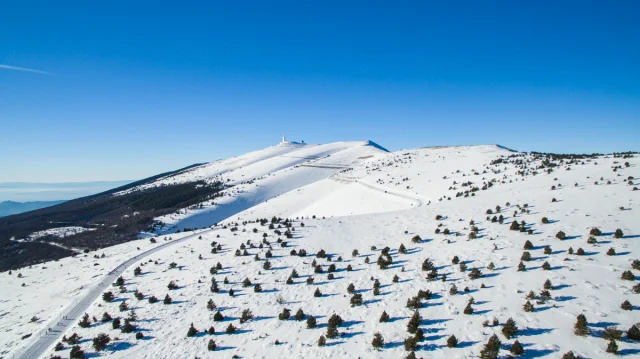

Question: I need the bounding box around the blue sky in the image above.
[1,0,638,182]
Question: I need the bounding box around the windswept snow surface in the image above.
[2,143,640,359]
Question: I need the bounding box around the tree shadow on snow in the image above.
[388,316,409,323]
[324,340,345,347]
[340,331,364,339]
[424,334,447,341]
[422,318,451,326]
[457,340,479,348]
[254,316,275,322]
[619,349,640,356]
[109,341,135,351]
[215,345,237,351]
[385,341,404,349]
[342,320,364,328]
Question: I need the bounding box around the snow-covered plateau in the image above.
[2,140,639,359]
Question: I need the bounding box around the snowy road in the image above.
[15,229,210,359]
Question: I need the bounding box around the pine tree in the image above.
[187,323,198,337]
[347,283,355,294]
[226,323,237,334]
[372,332,384,349]
[469,268,482,279]
[119,300,128,312]
[112,318,121,329]
[510,340,524,355]
[414,328,424,341]
[69,345,85,359]
[207,339,216,351]
[163,294,172,304]
[542,262,551,270]
[78,313,91,328]
[243,278,252,287]
[562,351,578,359]
[92,333,111,351]
[407,310,422,334]
[207,299,216,311]
[295,308,305,321]
[214,311,224,321]
[380,311,390,323]
[314,288,322,297]
[121,319,136,333]
[523,240,533,250]
[167,280,178,290]
[318,335,326,346]
[102,291,114,302]
[208,326,215,335]
[574,314,589,336]
[463,302,473,314]
[447,334,458,348]
[517,261,526,272]
[404,336,417,351]
[328,313,343,327]
[399,243,406,254]
[622,270,636,280]
[502,318,518,339]
[421,258,434,271]
[406,351,417,359]
[627,324,640,341]
[240,309,254,323]
[307,315,317,328]
[326,324,339,339]
[606,339,618,354]
[603,326,623,341]
[523,300,534,312]
[278,308,291,320]
[479,334,501,359]
[621,300,633,311]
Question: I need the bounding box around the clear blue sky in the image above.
[1,0,638,182]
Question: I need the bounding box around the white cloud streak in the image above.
[0,64,53,75]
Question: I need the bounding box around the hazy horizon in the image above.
[0,180,133,202]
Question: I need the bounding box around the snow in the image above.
[2,142,639,359]
[21,227,97,242]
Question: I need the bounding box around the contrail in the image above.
[0,64,53,75]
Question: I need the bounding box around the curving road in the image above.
[16,161,417,359]
[15,229,212,359]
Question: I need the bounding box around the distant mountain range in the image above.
[0,200,66,217]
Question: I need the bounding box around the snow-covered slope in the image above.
[147,140,389,231]
[2,143,639,359]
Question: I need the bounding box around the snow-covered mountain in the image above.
[2,141,639,359]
